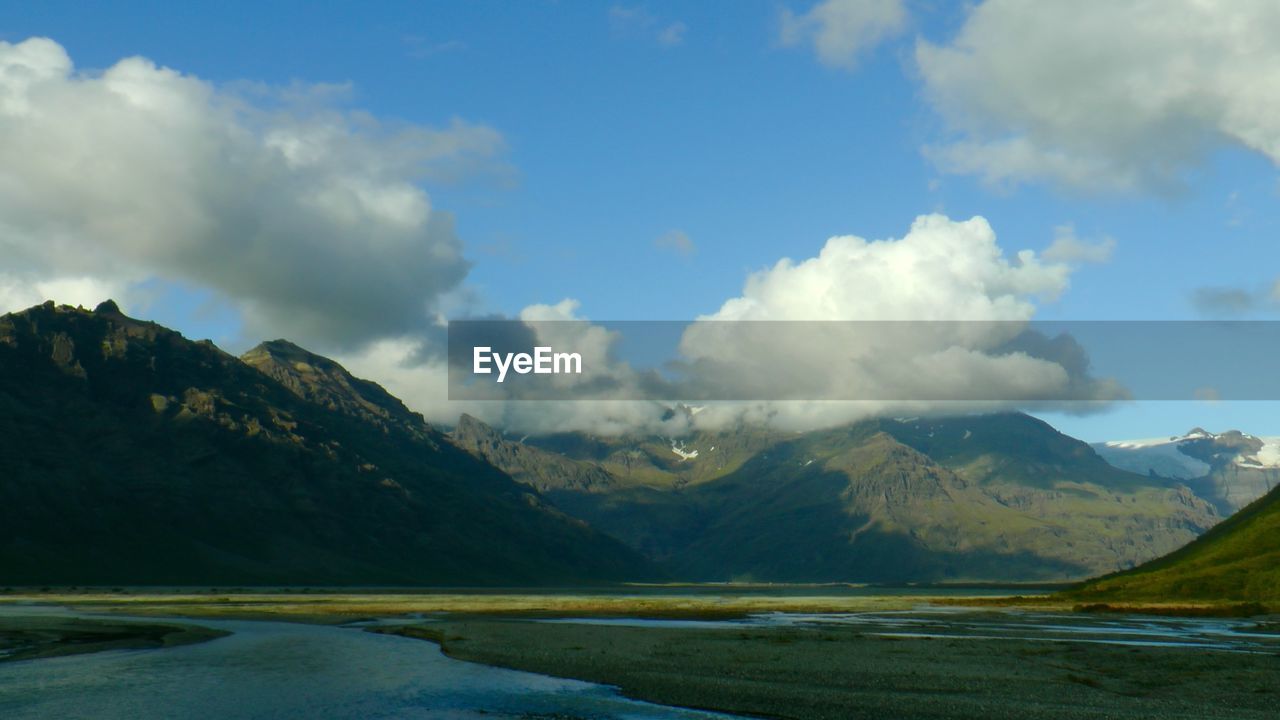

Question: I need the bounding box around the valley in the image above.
[457,412,1221,582]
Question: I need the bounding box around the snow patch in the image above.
[671,442,699,461]
[1094,437,1211,479]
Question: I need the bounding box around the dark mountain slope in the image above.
[0,301,655,586]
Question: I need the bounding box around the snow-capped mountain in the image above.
[1092,429,1280,513]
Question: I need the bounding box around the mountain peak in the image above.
[241,339,428,436]
[455,413,503,442]
[93,299,123,315]
[243,339,329,367]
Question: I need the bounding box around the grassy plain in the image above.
[0,587,1016,623]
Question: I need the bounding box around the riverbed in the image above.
[4,600,1279,719]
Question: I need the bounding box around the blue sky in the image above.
[4,1,1280,440]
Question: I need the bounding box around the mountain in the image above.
[241,339,432,441]
[527,419,783,489]
[449,414,616,492]
[1070,483,1280,602]
[0,301,655,586]
[458,413,1220,583]
[1093,429,1280,514]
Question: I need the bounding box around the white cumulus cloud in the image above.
[699,214,1068,322]
[0,36,505,348]
[672,214,1105,430]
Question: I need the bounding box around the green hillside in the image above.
[1070,483,1280,602]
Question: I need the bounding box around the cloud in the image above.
[609,5,688,47]
[1042,225,1115,265]
[1191,283,1280,317]
[0,276,128,313]
[0,36,506,349]
[780,0,907,69]
[918,1,1280,191]
[654,229,695,257]
[700,214,1069,322]
[667,214,1116,429]
[340,299,687,436]
[657,21,688,47]
[425,214,1118,435]
[1193,287,1255,315]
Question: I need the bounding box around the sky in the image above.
[3,0,1280,440]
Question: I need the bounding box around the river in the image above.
[0,607,741,720]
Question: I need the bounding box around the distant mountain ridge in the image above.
[0,300,655,586]
[453,413,1220,582]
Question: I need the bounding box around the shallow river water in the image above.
[0,607,742,720]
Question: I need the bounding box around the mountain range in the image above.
[0,300,1244,587]
[456,413,1220,582]
[0,301,653,585]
